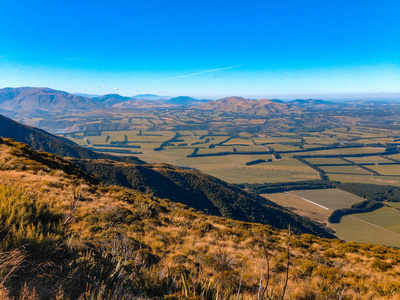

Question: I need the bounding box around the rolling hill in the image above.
[166,96,208,105]
[0,87,102,113]
[194,96,303,115]
[92,93,132,106]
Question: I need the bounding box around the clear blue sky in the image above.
[0,0,399,98]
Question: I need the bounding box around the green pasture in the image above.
[172,156,318,183]
[268,144,301,152]
[135,148,194,165]
[346,156,393,164]
[223,138,254,145]
[329,214,400,248]
[305,157,351,165]
[303,136,338,145]
[290,189,364,210]
[261,192,331,224]
[367,164,400,176]
[384,153,400,161]
[233,145,270,152]
[320,165,372,175]
[353,206,400,234]
[327,174,400,186]
[292,147,385,156]
[202,168,319,184]
[197,146,234,154]
[386,202,400,209]
[239,132,256,138]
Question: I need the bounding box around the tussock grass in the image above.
[0,140,400,299]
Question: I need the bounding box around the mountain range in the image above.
[0,87,339,116]
[0,87,102,113]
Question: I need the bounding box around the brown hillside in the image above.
[194,96,302,115]
[0,138,399,299]
[0,87,102,112]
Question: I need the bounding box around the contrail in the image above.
[158,64,243,81]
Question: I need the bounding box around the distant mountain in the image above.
[71,159,335,238]
[112,99,175,109]
[289,99,337,106]
[166,96,209,105]
[73,93,101,98]
[92,94,132,106]
[132,94,170,101]
[195,96,302,115]
[0,87,102,113]
[270,99,285,103]
[0,113,144,164]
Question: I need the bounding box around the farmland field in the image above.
[345,156,393,164]
[353,206,400,234]
[261,192,331,224]
[330,214,400,248]
[263,189,400,247]
[366,164,400,176]
[385,153,400,161]
[319,165,373,175]
[62,122,400,188]
[204,168,319,183]
[290,189,364,210]
[175,156,319,184]
[289,147,385,156]
[268,144,301,152]
[327,174,400,186]
[305,157,351,165]
[387,202,400,209]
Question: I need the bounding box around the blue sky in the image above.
[0,0,399,98]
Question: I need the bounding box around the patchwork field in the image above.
[63,124,400,187]
[174,156,319,184]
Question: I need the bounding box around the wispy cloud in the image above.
[158,64,243,81]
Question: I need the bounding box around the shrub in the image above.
[371,259,392,272]
[197,222,214,234]
[88,224,102,233]
[0,184,64,253]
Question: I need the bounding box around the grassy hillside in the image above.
[1,141,400,299]
[0,114,144,164]
[70,159,335,238]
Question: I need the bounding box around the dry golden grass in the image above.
[1,140,400,299]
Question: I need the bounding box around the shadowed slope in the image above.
[71,159,336,238]
[0,114,144,163]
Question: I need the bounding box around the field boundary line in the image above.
[286,193,329,210]
[348,215,400,238]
